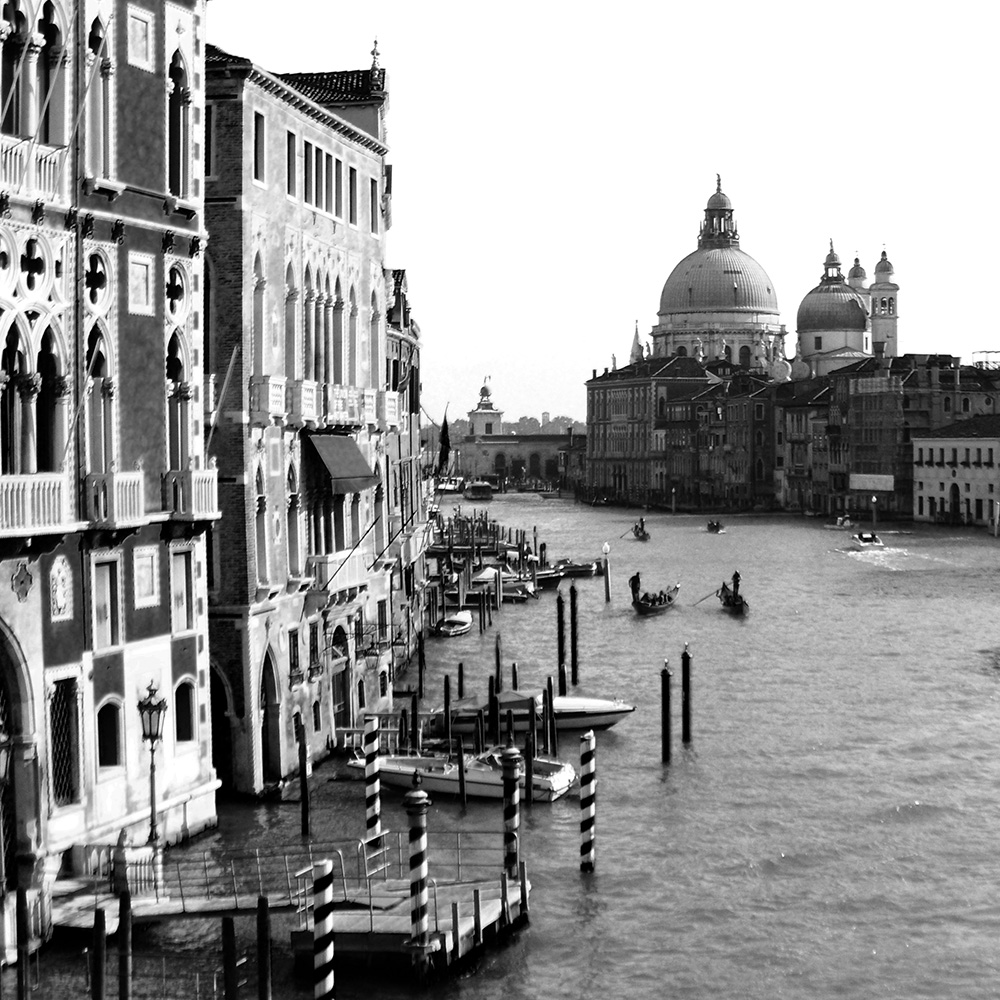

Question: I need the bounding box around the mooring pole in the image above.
[222,916,238,1000]
[501,746,523,879]
[257,895,272,1000]
[580,730,597,873]
[118,893,132,1000]
[547,675,558,756]
[364,714,381,843]
[511,661,518,691]
[312,861,335,1000]
[602,542,611,603]
[443,675,452,749]
[524,729,534,808]
[457,737,468,806]
[90,907,106,1000]
[297,717,310,838]
[404,790,432,978]
[556,591,565,675]
[661,662,671,764]
[411,690,420,752]
[682,643,692,744]
[457,661,465,699]
[570,584,579,685]
[495,634,502,693]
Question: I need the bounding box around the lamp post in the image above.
[871,494,878,532]
[602,541,611,603]
[671,487,676,515]
[137,682,167,845]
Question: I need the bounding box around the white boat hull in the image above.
[446,694,635,735]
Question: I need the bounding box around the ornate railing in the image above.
[377,390,400,430]
[162,467,219,520]
[249,375,287,425]
[0,135,68,202]
[325,385,364,426]
[287,379,319,428]
[306,548,368,593]
[0,473,71,536]
[84,470,145,526]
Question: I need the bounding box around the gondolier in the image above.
[629,571,641,601]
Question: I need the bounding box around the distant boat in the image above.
[436,476,465,494]
[851,531,885,551]
[632,584,680,615]
[463,481,493,501]
[707,520,725,533]
[551,558,599,577]
[824,516,854,530]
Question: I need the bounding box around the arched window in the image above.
[1,325,29,474]
[313,274,325,385]
[368,292,380,389]
[332,279,344,384]
[86,327,115,473]
[347,288,358,386]
[312,700,321,733]
[284,264,298,379]
[255,466,268,584]
[676,346,687,357]
[174,680,195,742]
[379,672,388,697]
[96,701,121,767]
[739,345,752,368]
[167,51,190,197]
[357,679,366,711]
[302,268,314,380]
[86,17,112,178]
[0,5,28,136]
[962,396,971,413]
[252,255,265,375]
[166,332,189,471]
[286,466,301,577]
[888,297,895,315]
[36,3,66,148]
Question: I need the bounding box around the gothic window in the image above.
[962,396,970,413]
[35,2,65,147]
[284,265,297,379]
[312,700,321,733]
[286,466,301,576]
[347,287,357,387]
[302,269,314,380]
[85,328,115,472]
[255,466,268,584]
[368,292,379,389]
[96,701,121,767]
[252,255,264,376]
[167,50,190,197]
[50,678,81,805]
[313,273,325,383]
[166,332,189,471]
[332,279,344,384]
[86,17,113,179]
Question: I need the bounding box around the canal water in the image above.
[37,496,1000,998]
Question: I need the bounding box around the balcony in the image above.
[325,385,364,427]
[162,466,220,520]
[362,390,378,426]
[286,379,319,429]
[84,470,145,527]
[377,390,400,431]
[1,135,67,202]
[306,548,369,596]
[0,473,73,537]
[249,375,287,426]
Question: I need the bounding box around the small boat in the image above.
[463,480,493,501]
[824,516,854,530]
[851,531,885,550]
[707,520,725,533]
[717,572,748,614]
[551,558,599,578]
[441,690,635,735]
[434,609,473,637]
[436,476,465,494]
[347,746,577,802]
[632,584,680,615]
[533,568,567,589]
[632,526,650,541]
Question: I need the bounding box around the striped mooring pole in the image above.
[405,789,432,950]
[501,746,523,879]
[363,715,381,842]
[313,860,335,1000]
[579,730,597,873]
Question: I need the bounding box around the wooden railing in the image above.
[0,473,71,536]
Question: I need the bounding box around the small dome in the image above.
[874,250,894,276]
[479,383,491,399]
[707,174,732,211]
[824,246,841,268]
[848,257,867,280]
[796,283,868,333]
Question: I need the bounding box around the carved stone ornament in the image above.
[111,219,125,245]
[50,555,72,620]
[162,230,175,254]
[11,562,32,603]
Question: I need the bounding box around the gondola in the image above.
[717,571,748,614]
[632,583,680,615]
[707,520,725,533]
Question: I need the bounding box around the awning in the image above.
[306,434,378,494]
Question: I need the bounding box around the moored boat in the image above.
[632,583,680,615]
[463,480,494,501]
[347,746,577,802]
[440,690,635,735]
[824,516,854,530]
[551,558,599,577]
[434,609,473,636]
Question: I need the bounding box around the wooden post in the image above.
[418,648,424,700]
[400,707,409,753]
[487,675,496,744]
[519,860,530,920]
[505,708,514,746]
[404,790,432,972]
[547,675,558,756]
[579,730,597,873]
[411,690,420,752]
[457,737,467,806]
[312,861,335,1000]
[558,664,567,698]
[451,901,461,961]
[541,687,550,755]
[473,889,483,945]
[16,886,29,1000]
[524,729,534,808]
[570,584,579,685]
[475,710,485,755]
[457,661,465,699]
[603,546,611,603]
[443,675,452,749]
[511,661,518,691]
[91,907,106,1000]
[495,634,502,693]
[222,916,238,1000]
[501,747,522,879]
[256,895,272,1000]
[556,591,565,675]
[297,717,310,838]
[118,893,132,1000]
[682,644,692,744]
[661,662,671,764]
[364,715,381,843]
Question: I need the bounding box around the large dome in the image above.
[659,246,780,317]
[796,282,868,333]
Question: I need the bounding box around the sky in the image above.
[207,1,997,425]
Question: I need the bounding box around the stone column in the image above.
[17,373,41,474]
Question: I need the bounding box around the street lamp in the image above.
[671,487,676,515]
[871,494,878,532]
[137,682,167,845]
[602,541,611,603]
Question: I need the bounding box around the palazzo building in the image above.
[0,0,218,949]
[204,43,428,795]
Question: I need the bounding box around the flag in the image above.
[436,414,451,475]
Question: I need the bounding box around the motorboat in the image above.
[434,609,473,637]
[439,690,636,735]
[851,531,885,550]
[436,476,465,494]
[632,583,680,615]
[463,481,494,501]
[550,558,599,578]
[707,520,725,533]
[824,516,854,530]
[347,745,577,802]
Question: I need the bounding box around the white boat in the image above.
[851,531,885,550]
[434,609,473,636]
[440,690,635,735]
[463,480,494,501]
[824,516,854,530]
[435,476,465,494]
[347,746,577,802]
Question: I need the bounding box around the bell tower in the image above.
[870,250,899,358]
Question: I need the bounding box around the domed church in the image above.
[791,244,899,378]
[651,177,789,377]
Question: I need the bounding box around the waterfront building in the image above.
[911,415,1000,527]
[0,0,218,948]
[204,43,427,794]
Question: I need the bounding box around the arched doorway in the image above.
[949,483,961,524]
[0,626,32,895]
[259,652,281,783]
[210,669,234,793]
